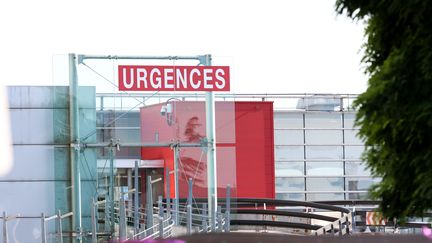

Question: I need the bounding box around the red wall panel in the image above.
[140,101,275,199]
[235,102,275,198]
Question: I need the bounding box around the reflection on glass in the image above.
[345,162,370,176]
[347,192,369,200]
[305,113,341,128]
[345,146,365,159]
[274,130,303,145]
[275,162,304,177]
[306,162,343,176]
[275,146,304,160]
[276,193,305,201]
[276,178,305,191]
[306,146,342,160]
[306,130,342,145]
[307,193,344,201]
[306,178,344,191]
[346,177,380,191]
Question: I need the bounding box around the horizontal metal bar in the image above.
[275,190,368,194]
[275,175,374,178]
[174,197,351,213]
[275,144,365,146]
[120,189,136,195]
[310,200,381,205]
[356,221,432,228]
[8,107,75,110]
[274,128,360,131]
[96,127,141,130]
[151,178,163,184]
[276,159,362,162]
[85,142,202,148]
[232,209,339,222]
[12,144,69,146]
[5,214,20,221]
[44,215,58,221]
[0,179,95,183]
[96,92,359,98]
[60,212,73,219]
[231,219,322,230]
[79,55,202,61]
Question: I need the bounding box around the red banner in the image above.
[118,65,230,91]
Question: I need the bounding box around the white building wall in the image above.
[274,110,375,201]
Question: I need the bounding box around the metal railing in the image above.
[314,213,352,236]
[1,211,73,243]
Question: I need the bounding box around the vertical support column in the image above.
[108,146,115,233]
[3,211,8,243]
[186,205,192,235]
[302,112,307,201]
[187,178,193,235]
[146,176,153,234]
[57,210,64,243]
[202,204,208,233]
[100,96,104,111]
[119,198,127,241]
[91,200,97,243]
[165,169,171,218]
[342,112,346,200]
[158,216,164,239]
[187,178,193,207]
[134,161,140,235]
[158,196,164,239]
[352,207,356,233]
[41,213,46,243]
[217,206,222,232]
[173,145,179,225]
[69,53,82,239]
[127,169,132,204]
[104,199,110,232]
[225,184,231,232]
[203,54,217,231]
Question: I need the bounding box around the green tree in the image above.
[335,1,432,219]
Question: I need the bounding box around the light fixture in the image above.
[160,98,180,126]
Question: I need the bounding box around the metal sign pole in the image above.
[69,53,82,242]
[134,161,140,235]
[203,54,218,230]
[173,145,180,225]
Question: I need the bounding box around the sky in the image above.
[0,0,368,94]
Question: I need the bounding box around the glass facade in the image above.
[94,101,373,202]
[274,111,373,201]
[93,91,372,202]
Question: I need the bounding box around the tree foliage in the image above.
[335,0,432,219]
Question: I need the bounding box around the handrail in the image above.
[231,220,322,230]
[173,198,350,214]
[232,209,339,222]
[312,200,381,206]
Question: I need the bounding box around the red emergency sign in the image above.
[118,65,230,91]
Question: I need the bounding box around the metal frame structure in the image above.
[93,92,369,202]
[68,53,219,240]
